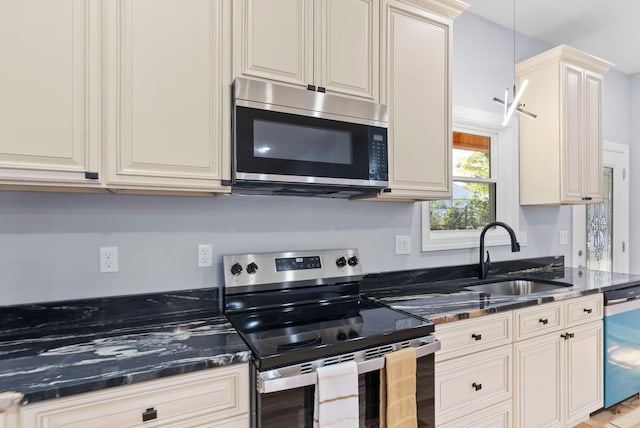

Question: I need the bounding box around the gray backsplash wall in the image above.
[0,191,570,305]
[0,12,634,305]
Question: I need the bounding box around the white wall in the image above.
[629,74,640,272]
[6,11,629,306]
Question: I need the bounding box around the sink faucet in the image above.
[479,221,521,280]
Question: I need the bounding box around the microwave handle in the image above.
[257,339,440,394]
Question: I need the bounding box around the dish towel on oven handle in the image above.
[380,347,417,428]
[313,360,359,428]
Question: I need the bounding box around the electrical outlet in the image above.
[559,230,568,245]
[198,244,213,267]
[395,235,411,255]
[99,246,119,273]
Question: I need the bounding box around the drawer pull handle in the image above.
[584,308,593,314]
[471,333,482,341]
[472,382,482,391]
[142,407,158,422]
[561,333,575,340]
[539,318,549,325]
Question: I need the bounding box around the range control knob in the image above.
[230,263,243,276]
[246,262,258,274]
[348,329,359,339]
[336,256,347,268]
[347,256,359,267]
[336,331,348,341]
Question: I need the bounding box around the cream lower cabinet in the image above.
[434,312,513,426]
[20,364,249,428]
[0,0,102,191]
[0,409,19,428]
[233,0,379,101]
[513,294,603,427]
[375,0,466,201]
[517,45,613,205]
[102,0,231,194]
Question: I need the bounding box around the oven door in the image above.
[252,339,439,428]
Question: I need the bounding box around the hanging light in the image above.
[492,0,536,126]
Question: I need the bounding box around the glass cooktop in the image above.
[226,297,433,370]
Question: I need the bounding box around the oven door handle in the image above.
[257,339,441,394]
[258,358,385,393]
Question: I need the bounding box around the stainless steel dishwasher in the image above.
[604,285,640,407]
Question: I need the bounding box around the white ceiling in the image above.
[464,0,640,75]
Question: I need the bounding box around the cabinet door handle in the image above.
[472,382,482,391]
[583,308,593,314]
[142,407,158,422]
[582,197,593,201]
[307,84,316,91]
[561,333,575,340]
[471,333,482,341]
[539,318,549,325]
[317,86,326,93]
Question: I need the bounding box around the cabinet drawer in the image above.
[565,294,603,327]
[434,312,512,361]
[438,400,512,428]
[514,302,562,340]
[435,345,512,424]
[20,364,249,428]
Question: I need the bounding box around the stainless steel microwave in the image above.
[231,78,388,198]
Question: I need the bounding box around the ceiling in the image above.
[464,0,640,75]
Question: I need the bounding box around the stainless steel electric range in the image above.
[223,249,439,428]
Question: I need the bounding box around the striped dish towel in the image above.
[313,361,359,428]
[380,347,417,428]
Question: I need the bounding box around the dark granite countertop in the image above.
[0,289,251,406]
[362,256,640,324]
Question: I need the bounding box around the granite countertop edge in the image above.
[364,265,640,325]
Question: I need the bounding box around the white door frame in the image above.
[572,141,629,272]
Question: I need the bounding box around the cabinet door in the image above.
[561,63,584,203]
[565,322,603,425]
[0,0,101,187]
[103,0,230,192]
[316,0,379,101]
[381,0,452,199]
[583,71,603,201]
[234,0,313,88]
[514,333,563,428]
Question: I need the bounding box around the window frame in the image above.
[421,105,525,252]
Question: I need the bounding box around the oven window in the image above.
[254,120,353,165]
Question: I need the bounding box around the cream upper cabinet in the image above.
[375,0,467,201]
[517,44,613,205]
[233,0,379,101]
[0,0,102,190]
[102,0,231,193]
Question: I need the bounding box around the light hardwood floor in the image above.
[576,395,640,428]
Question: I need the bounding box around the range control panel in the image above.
[223,249,362,292]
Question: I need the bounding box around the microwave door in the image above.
[234,106,385,188]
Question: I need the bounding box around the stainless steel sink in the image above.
[464,280,571,296]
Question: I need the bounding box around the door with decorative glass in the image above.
[572,142,629,272]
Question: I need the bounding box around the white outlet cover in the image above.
[198,244,213,268]
[99,246,119,273]
[395,235,411,255]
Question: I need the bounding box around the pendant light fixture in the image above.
[492,0,537,126]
